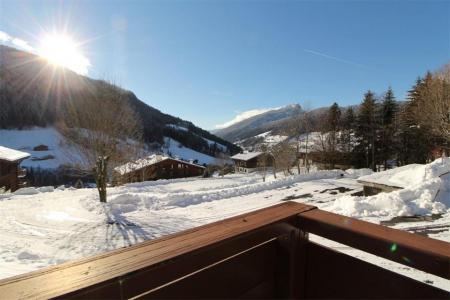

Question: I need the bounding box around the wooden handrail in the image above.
[298,208,450,279]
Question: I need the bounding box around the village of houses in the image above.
[0,130,449,292]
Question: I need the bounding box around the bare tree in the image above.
[285,103,315,174]
[257,153,268,182]
[427,65,450,148]
[214,152,230,177]
[300,109,314,173]
[286,110,303,174]
[271,141,295,176]
[59,80,143,202]
[257,144,274,182]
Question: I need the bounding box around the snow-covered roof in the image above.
[114,154,205,175]
[0,146,30,162]
[231,152,263,161]
[358,158,450,189]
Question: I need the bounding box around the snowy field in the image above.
[0,160,449,291]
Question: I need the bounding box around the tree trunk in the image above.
[296,137,301,174]
[272,159,277,179]
[94,156,109,203]
[305,133,310,173]
[371,135,376,171]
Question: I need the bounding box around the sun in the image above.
[38,34,91,75]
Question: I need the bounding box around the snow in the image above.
[166,124,228,152]
[114,154,169,175]
[0,146,30,162]
[202,137,227,152]
[344,168,374,178]
[358,157,450,188]
[230,152,262,161]
[0,127,68,169]
[236,131,288,149]
[166,124,188,132]
[0,162,448,290]
[163,137,217,165]
[214,107,281,129]
[331,158,450,218]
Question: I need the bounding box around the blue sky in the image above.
[0,0,449,129]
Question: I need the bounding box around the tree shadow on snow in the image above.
[104,210,151,248]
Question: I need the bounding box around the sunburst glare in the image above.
[38,33,90,75]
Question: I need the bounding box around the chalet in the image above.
[0,146,30,192]
[113,154,205,185]
[231,152,273,173]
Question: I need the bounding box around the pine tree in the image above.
[398,77,433,164]
[378,87,398,169]
[325,102,341,168]
[340,107,355,153]
[354,90,378,170]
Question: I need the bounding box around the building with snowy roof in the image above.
[113,154,205,185]
[231,152,273,173]
[0,146,30,192]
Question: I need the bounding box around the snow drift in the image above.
[332,158,450,218]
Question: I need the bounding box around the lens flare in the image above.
[390,243,397,252]
[38,33,90,75]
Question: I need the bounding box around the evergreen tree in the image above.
[340,107,355,153]
[378,87,398,169]
[323,102,341,168]
[398,77,432,164]
[354,90,378,170]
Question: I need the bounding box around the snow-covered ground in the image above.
[0,160,448,290]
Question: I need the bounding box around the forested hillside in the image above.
[0,45,240,156]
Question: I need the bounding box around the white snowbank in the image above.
[14,187,40,195]
[345,168,373,179]
[81,170,345,215]
[332,158,450,218]
[13,186,55,195]
[358,157,450,188]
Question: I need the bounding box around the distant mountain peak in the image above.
[213,103,302,142]
[214,103,301,131]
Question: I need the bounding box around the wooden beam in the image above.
[298,209,450,279]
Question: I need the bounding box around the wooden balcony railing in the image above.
[0,202,448,299]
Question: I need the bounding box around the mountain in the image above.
[0,45,240,158]
[213,104,303,142]
[222,101,406,150]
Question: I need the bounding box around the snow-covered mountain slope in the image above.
[213,104,302,142]
[236,130,325,152]
[166,124,228,152]
[162,137,220,165]
[0,127,220,169]
[0,127,69,169]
